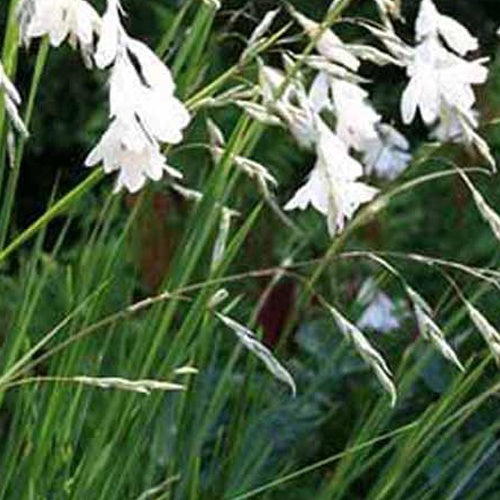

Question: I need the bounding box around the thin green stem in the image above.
[0,39,50,248]
[0,168,104,266]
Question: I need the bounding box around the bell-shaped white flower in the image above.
[109,43,189,145]
[86,0,190,192]
[285,119,378,236]
[85,117,182,193]
[362,124,411,180]
[309,71,410,179]
[399,0,492,165]
[364,3,485,134]
[98,1,190,143]
[401,38,441,125]
[17,0,100,62]
[0,62,28,136]
[309,73,379,150]
[401,37,487,127]
[329,79,380,151]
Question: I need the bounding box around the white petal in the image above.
[74,0,101,46]
[95,0,123,68]
[418,76,440,125]
[415,0,439,41]
[126,38,175,94]
[438,15,478,56]
[138,93,190,144]
[309,72,332,113]
[316,119,364,180]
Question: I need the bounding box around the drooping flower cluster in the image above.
[285,118,379,236]
[0,62,28,137]
[236,8,411,236]
[16,0,191,193]
[85,0,190,192]
[308,72,411,181]
[290,7,412,182]
[232,1,494,237]
[403,0,487,140]
[10,0,494,208]
[17,0,101,66]
[367,0,492,166]
[253,63,380,236]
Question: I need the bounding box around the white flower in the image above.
[309,71,411,179]
[399,0,492,165]
[356,278,401,333]
[85,117,182,193]
[258,64,316,149]
[98,2,190,142]
[367,0,487,155]
[94,0,124,69]
[401,37,487,127]
[86,0,190,192]
[329,79,380,151]
[364,3,485,130]
[0,62,28,136]
[401,38,440,125]
[415,0,478,56]
[109,42,190,144]
[358,294,400,332]
[285,119,378,236]
[309,73,380,151]
[362,124,411,180]
[17,0,100,62]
